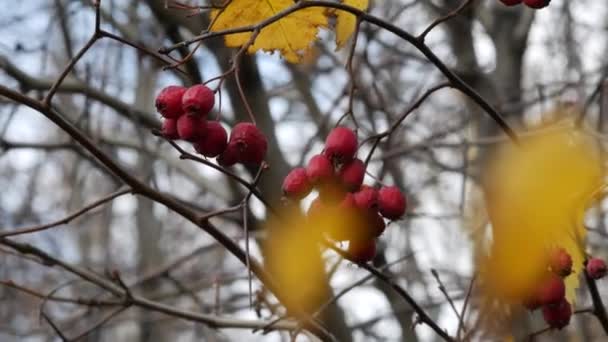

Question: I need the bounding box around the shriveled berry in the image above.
[193,121,227,158]
[161,118,179,140]
[338,158,365,192]
[306,154,334,184]
[229,122,268,165]
[587,258,607,280]
[499,0,522,6]
[217,143,239,167]
[378,186,407,220]
[523,0,550,9]
[177,114,206,142]
[549,247,572,277]
[353,185,378,210]
[182,84,215,116]
[346,239,377,263]
[542,298,571,329]
[324,126,358,162]
[537,275,565,305]
[155,86,186,118]
[282,168,312,200]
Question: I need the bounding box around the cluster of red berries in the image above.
[155,85,267,166]
[281,126,407,263]
[499,0,550,9]
[523,248,607,329]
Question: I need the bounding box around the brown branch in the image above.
[0,187,131,237]
[161,0,519,144]
[325,242,454,342]
[584,262,608,334]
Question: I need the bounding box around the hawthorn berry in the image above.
[161,118,179,140]
[549,247,572,277]
[537,275,565,305]
[499,0,523,6]
[229,122,268,165]
[377,186,407,220]
[177,114,206,142]
[318,181,347,204]
[523,296,541,311]
[586,258,607,280]
[182,84,215,116]
[193,121,227,158]
[306,154,334,184]
[307,196,324,220]
[353,185,378,210]
[282,168,312,200]
[542,298,572,330]
[523,0,550,9]
[217,143,239,167]
[324,126,358,163]
[369,211,386,237]
[338,158,366,192]
[155,85,186,118]
[346,239,377,263]
[338,192,357,211]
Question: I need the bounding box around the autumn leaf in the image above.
[335,0,369,49]
[264,205,329,316]
[477,124,602,306]
[210,0,328,63]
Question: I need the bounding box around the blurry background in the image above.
[1,0,608,341]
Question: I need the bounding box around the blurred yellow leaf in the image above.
[479,126,602,305]
[210,0,328,63]
[264,197,370,315]
[264,206,328,315]
[335,0,369,49]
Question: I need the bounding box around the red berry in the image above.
[307,197,324,219]
[182,84,215,116]
[523,296,541,311]
[161,118,179,140]
[318,182,347,204]
[369,211,386,237]
[177,114,206,142]
[193,121,227,158]
[339,192,357,211]
[324,126,358,162]
[282,168,312,200]
[523,0,550,9]
[353,185,378,210]
[306,154,335,184]
[338,158,365,192]
[229,123,268,165]
[155,86,186,118]
[346,239,376,263]
[549,247,572,277]
[499,0,523,6]
[377,186,407,220]
[217,143,239,167]
[542,298,572,329]
[537,275,565,305]
[587,258,607,280]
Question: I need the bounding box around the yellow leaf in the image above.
[210,0,328,63]
[335,0,369,49]
[264,205,328,316]
[477,125,602,306]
